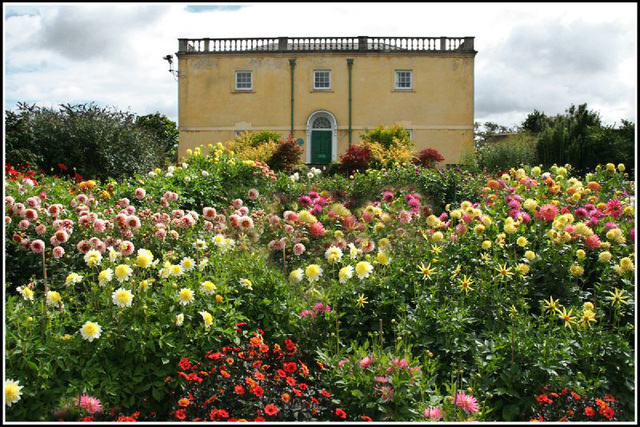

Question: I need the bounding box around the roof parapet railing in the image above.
[177,36,475,54]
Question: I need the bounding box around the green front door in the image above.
[311,130,332,164]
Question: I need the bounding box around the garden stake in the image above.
[510,324,516,363]
[282,246,286,273]
[41,250,48,295]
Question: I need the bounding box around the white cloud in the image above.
[3,2,637,128]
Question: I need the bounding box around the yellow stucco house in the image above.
[175,36,476,164]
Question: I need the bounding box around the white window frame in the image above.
[408,129,413,141]
[395,70,413,90]
[313,70,331,90]
[235,70,253,91]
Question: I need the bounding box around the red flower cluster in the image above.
[531,386,619,422]
[5,163,39,186]
[170,331,346,421]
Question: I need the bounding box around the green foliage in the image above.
[476,133,537,173]
[135,112,179,161]
[360,125,414,168]
[316,342,442,421]
[233,130,283,147]
[360,124,411,150]
[5,103,167,181]
[521,109,553,134]
[528,104,634,175]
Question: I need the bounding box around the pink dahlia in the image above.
[454,392,479,414]
[538,204,558,222]
[309,221,326,238]
[239,216,254,230]
[575,207,588,219]
[30,239,45,254]
[248,188,259,200]
[300,309,316,318]
[298,195,313,207]
[24,208,38,221]
[359,355,375,369]
[203,207,217,221]
[134,187,146,199]
[605,199,623,219]
[408,197,421,208]
[292,243,306,256]
[52,246,65,259]
[337,358,350,368]
[585,234,601,250]
[77,394,103,414]
[424,406,443,420]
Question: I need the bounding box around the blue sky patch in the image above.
[184,5,244,13]
[5,6,41,19]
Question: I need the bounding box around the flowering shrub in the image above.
[413,147,445,168]
[267,135,304,172]
[168,331,346,421]
[530,387,620,421]
[339,144,372,173]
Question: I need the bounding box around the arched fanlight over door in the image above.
[312,116,332,129]
[306,111,337,164]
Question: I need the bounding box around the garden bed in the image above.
[4,148,635,421]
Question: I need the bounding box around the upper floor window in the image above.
[395,70,412,90]
[235,71,253,90]
[314,70,331,90]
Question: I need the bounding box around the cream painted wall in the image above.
[177,50,475,164]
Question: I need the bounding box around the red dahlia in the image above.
[264,404,279,416]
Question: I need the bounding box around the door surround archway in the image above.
[306,110,338,164]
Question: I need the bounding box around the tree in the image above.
[136,112,179,160]
[473,121,512,145]
[532,103,633,174]
[5,103,167,181]
[521,109,551,134]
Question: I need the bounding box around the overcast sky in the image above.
[3,2,637,129]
